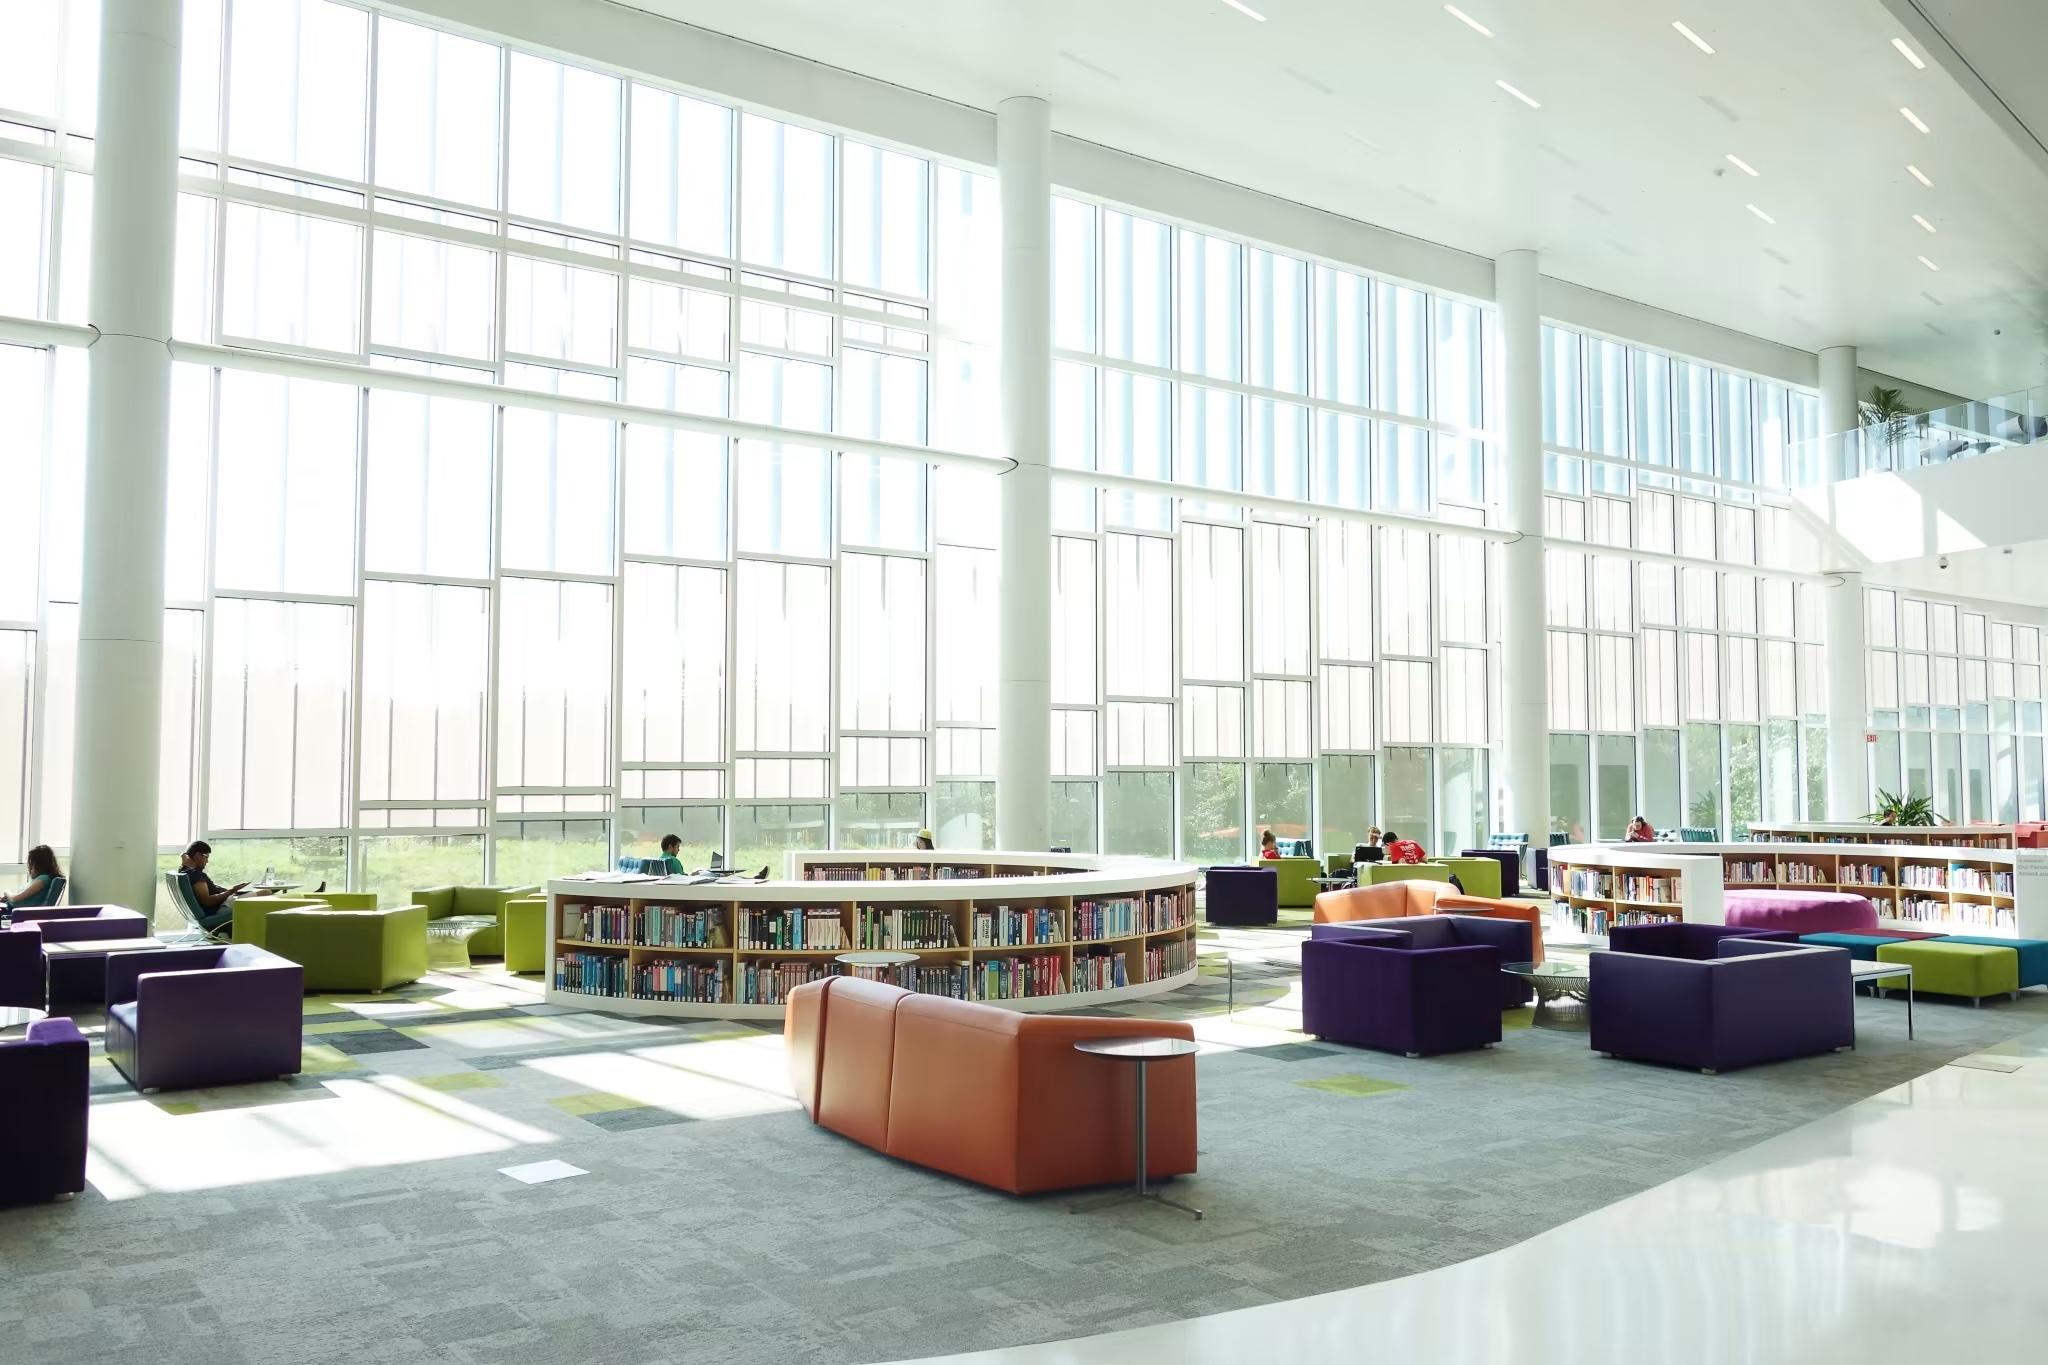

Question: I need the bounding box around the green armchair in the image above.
[266,905,429,993]
[1265,856,1322,909]
[502,897,549,974]
[231,895,325,949]
[410,885,541,958]
[1431,856,1503,900]
[1359,863,1452,887]
[308,891,379,910]
[1324,852,1355,879]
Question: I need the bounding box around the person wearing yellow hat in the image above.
[914,828,936,850]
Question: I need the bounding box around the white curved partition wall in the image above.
[546,851,1201,1019]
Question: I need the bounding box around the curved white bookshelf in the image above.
[544,851,1202,1020]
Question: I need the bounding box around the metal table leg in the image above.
[1069,1059,1204,1219]
[1907,968,1914,1041]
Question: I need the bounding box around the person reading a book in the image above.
[1625,815,1656,843]
[658,834,687,874]
[180,840,248,934]
[1259,830,1279,860]
[1,844,61,910]
[1381,830,1426,864]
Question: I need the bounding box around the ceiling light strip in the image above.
[1495,79,1541,109]
[1221,0,1267,20]
[1746,204,1775,224]
[1672,21,1716,55]
[1726,153,1759,176]
[1907,164,1933,187]
[1917,255,1940,272]
[1891,37,1926,69]
[1444,4,1493,38]
[1900,106,1930,133]
[1913,213,1937,234]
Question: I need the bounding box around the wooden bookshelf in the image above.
[1552,840,2036,938]
[545,852,1201,1019]
[1746,821,2024,850]
[1544,849,1725,938]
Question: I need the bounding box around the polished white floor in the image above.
[904,1024,2048,1364]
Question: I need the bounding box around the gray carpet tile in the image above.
[3,948,2044,1365]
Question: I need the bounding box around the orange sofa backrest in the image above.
[1312,879,1451,923]
[787,977,1197,1195]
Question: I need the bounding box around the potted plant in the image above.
[1867,789,1941,827]
[1859,386,1919,468]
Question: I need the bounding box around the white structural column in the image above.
[1819,344,1860,479]
[994,96,1053,850]
[1495,250,1549,845]
[70,0,183,911]
[1824,570,1870,819]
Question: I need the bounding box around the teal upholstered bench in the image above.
[1935,936,2048,990]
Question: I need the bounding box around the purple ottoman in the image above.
[18,906,154,1003]
[1722,889,1878,936]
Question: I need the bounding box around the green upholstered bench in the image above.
[410,885,540,958]
[1937,936,2048,989]
[231,895,326,949]
[1359,863,1451,887]
[502,896,549,974]
[1431,856,1502,900]
[1875,940,2020,1005]
[265,904,429,993]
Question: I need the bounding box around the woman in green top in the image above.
[659,834,687,875]
[2,844,61,909]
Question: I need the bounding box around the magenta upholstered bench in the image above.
[1722,889,1878,935]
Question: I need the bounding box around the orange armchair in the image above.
[786,976,1197,1195]
[1312,880,1455,923]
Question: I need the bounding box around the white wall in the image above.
[1797,444,2048,571]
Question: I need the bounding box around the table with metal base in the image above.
[1851,959,1915,1040]
[833,950,919,984]
[1069,1036,1203,1220]
[0,1005,49,1031]
[426,915,500,968]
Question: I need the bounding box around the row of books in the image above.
[1073,897,1137,941]
[740,961,831,1005]
[806,864,936,881]
[1074,949,1130,993]
[738,908,845,951]
[634,959,729,1003]
[556,950,630,997]
[1951,868,2015,894]
[855,905,959,949]
[1145,888,1193,932]
[1556,904,1679,936]
[1901,865,1951,889]
[560,903,727,947]
[1894,896,2017,929]
[1146,938,1193,981]
[978,954,1065,1000]
[972,905,1063,947]
[1780,864,1830,885]
[1838,864,1891,886]
[1723,860,1773,884]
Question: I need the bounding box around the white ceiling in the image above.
[616,0,2048,400]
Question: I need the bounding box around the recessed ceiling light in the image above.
[1891,37,1926,69]
[1221,0,1267,20]
[1900,106,1930,133]
[1444,4,1493,37]
[1913,213,1937,234]
[1672,21,1715,55]
[1495,79,1541,109]
[1747,203,1775,224]
[1725,153,1759,176]
[1918,255,1940,272]
[1907,163,1934,187]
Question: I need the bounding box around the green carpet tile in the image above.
[4,934,2045,1365]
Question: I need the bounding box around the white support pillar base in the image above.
[994,96,1053,850]
[1824,570,1869,819]
[1496,249,1549,845]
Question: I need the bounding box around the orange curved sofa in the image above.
[786,975,1197,1195]
[1313,882,1544,964]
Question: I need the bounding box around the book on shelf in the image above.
[1561,869,1614,900]
[1144,938,1192,981]
[740,959,832,1005]
[1900,864,1949,890]
[633,958,729,1004]
[978,953,1065,1000]
[1144,887,1192,932]
[1724,859,1772,884]
[1072,897,1137,941]
[1618,873,1678,903]
[855,905,959,950]
[805,864,866,882]
[738,907,845,951]
[934,864,986,880]
[640,905,724,948]
[1780,863,1828,885]
[971,905,1064,948]
[556,950,630,997]
[561,902,634,944]
[1838,863,1890,887]
[1071,949,1128,993]
[895,962,971,999]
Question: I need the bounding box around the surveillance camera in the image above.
[1939,555,1950,569]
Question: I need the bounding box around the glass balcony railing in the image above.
[1792,381,2048,481]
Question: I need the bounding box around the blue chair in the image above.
[8,874,65,909]
[0,1018,89,1206]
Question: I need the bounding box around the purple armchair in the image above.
[0,1018,89,1205]
[1590,938,1854,1074]
[1,923,46,1011]
[1303,915,1517,1056]
[1607,922,1798,958]
[1205,865,1279,927]
[9,904,150,942]
[104,944,304,1093]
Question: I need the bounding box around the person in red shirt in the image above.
[1258,829,1280,860]
[1381,830,1427,864]
[1625,815,1656,843]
